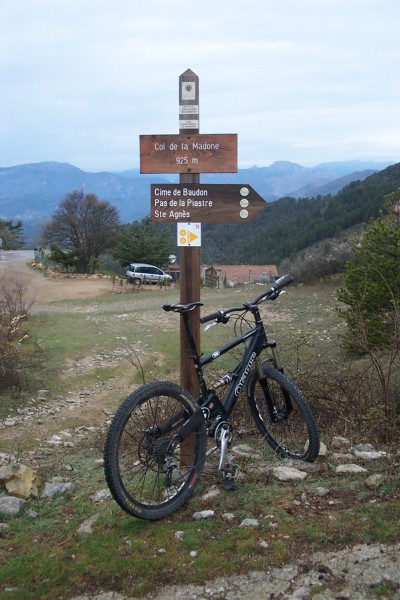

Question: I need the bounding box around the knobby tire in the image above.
[104,381,207,520]
[247,363,320,461]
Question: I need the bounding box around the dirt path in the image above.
[0,250,134,450]
[0,250,114,305]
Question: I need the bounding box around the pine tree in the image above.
[337,189,400,352]
[113,218,172,267]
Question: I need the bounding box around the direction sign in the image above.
[150,184,266,223]
[140,134,237,174]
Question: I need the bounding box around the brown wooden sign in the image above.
[140,134,237,174]
[150,183,266,223]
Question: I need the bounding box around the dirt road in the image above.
[0,249,117,305]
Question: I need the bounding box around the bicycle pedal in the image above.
[221,478,237,491]
[220,463,239,487]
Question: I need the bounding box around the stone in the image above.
[0,463,40,499]
[70,593,126,600]
[0,452,16,464]
[272,466,308,481]
[331,436,351,450]
[353,450,387,460]
[315,486,330,497]
[0,496,27,515]
[47,435,63,445]
[201,486,221,501]
[240,518,260,527]
[318,442,328,457]
[335,463,368,474]
[231,444,261,459]
[90,489,111,502]
[222,513,235,522]
[330,452,354,461]
[77,514,99,536]
[354,443,375,452]
[365,473,386,489]
[41,481,76,498]
[192,510,214,520]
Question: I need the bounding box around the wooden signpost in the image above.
[139,69,266,405]
[177,70,201,399]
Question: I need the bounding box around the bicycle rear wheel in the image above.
[104,381,207,520]
[247,363,320,461]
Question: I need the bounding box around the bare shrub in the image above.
[283,246,354,284]
[0,277,34,338]
[286,352,399,444]
[0,344,23,393]
[0,274,35,394]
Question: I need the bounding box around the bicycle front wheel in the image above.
[247,363,320,462]
[104,381,207,520]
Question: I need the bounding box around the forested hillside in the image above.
[199,162,400,264]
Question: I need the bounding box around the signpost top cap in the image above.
[180,68,198,77]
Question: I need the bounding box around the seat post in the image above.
[181,311,202,375]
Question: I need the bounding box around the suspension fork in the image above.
[254,344,293,421]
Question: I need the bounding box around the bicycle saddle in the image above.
[162,301,203,313]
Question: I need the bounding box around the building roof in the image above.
[205,264,278,284]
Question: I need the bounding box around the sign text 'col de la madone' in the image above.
[151,183,266,223]
[140,134,237,174]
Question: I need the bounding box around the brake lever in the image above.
[204,320,218,332]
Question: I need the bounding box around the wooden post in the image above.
[179,70,201,399]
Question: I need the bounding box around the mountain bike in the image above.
[104,274,320,520]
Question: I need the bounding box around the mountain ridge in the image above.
[0,160,393,245]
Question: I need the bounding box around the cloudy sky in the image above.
[1,0,399,172]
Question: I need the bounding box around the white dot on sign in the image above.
[240,187,249,197]
[240,199,249,208]
[240,210,249,219]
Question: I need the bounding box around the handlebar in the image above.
[200,310,229,324]
[253,273,294,304]
[200,274,294,325]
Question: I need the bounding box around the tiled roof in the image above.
[204,264,278,283]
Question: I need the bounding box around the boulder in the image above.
[272,466,308,481]
[0,495,27,515]
[0,463,40,499]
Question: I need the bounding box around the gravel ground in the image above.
[144,542,400,600]
[69,542,400,599]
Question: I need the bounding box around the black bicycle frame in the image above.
[200,325,268,413]
[171,306,293,446]
[181,307,276,415]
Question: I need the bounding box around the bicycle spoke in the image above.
[104,381,206,520]
[247,364,319,461]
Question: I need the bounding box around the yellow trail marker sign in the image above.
[177,223,201,247]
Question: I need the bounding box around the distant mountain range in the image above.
[0,160,393,245]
